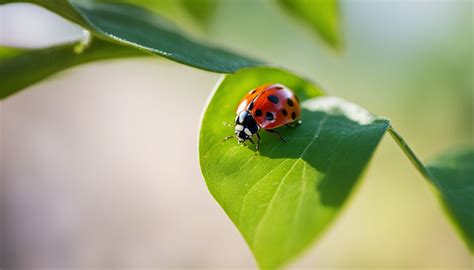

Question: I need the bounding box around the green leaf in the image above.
[0,39,145,99]
[11,0,261,73]
[278,0,342,49]
[2,0,259,73]
[389,128,474,253]
[199,67,389,269]
[68,0,260,73]
[427,147,474,252]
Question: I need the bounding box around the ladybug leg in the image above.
[248,138,255,144]
[237,140,247,146]
[255,133,261,154]
[285,120,302,128]
[266,129,288,143]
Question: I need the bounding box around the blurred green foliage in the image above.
[180,0,217,26]
[278,0,341,49]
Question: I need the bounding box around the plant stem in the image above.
[388,125,433,180]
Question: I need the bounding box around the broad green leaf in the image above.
[9,0,261,73]
[0,39,146,99]
[199,67,389,269]
[389,128,474,253]
[278,0,342,49]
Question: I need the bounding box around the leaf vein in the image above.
[251,115,329,248]
[238,159,291,226]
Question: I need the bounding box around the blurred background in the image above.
[0,0,472,269]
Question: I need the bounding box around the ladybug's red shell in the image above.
[236,84,301,129]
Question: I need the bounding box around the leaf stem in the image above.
[388,125,433,180]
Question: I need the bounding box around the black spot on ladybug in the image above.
[248,101,254,110]
[275,86,283,90]
[287,98,294,107]
[266,112,274,121]
[268,95,279,104]
[255,109,262,117]
[281,109,288,116]
[291,112,297,120]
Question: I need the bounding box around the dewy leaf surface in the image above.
[0,39,146,99]
[425,147,474,252]
[278,0,342,49]
[199,67,389,269]
[68,0,261,73]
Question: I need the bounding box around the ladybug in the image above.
[225,83,301,152]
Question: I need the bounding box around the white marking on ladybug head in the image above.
[235,125,244,131]
[236,100,248,114]
[244,128,252,136]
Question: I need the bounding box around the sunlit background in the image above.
[1,0,472,268]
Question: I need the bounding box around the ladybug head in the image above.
[235,110,259,142]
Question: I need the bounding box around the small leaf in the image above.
[67,0,260,73]
[426,147,474,252]
[278,0,342,49]
[199,67,389,268]
[0,39,145,99]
